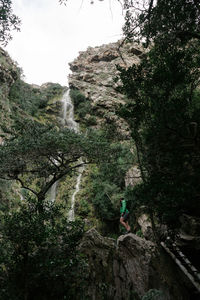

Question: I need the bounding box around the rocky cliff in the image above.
[0,47,18,137]
[68,41,200,299]
[68,40,146,138]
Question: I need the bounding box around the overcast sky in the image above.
[5,0,124,86]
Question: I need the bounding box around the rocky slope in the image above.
[68,40,146,138]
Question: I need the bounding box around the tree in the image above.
[0,197,87,300]
[122,0,200,46]
[88,141,134,226]
[116,1,200,229]
[0,110,132,298]
[0,115,125,210]
[0,0,21,45]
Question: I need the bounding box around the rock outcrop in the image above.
[68,41,146,138]
[0,47,18,126]
[79,228,193,300]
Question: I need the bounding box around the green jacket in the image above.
[120,199,129,216]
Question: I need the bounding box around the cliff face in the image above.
[68,41,146,138]
[0,47,18,136]
[0,47,18,88]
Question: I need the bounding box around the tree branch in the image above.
[16,177,38,197]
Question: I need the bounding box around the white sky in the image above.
[5,0,124,86]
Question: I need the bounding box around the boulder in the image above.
[79,228,192,299]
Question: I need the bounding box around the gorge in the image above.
[1,33,200,300]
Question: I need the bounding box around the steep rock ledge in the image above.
[68,41,146,138]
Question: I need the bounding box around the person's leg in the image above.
[123,212,131,232]
[120,217,129,231]
[125,221,131,232]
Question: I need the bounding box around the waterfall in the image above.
[48,89,77,204]
[68,163,84,221]
[62,89,79,132]
[62,89,84,221]
[49,181,57,204]
[48,89,84,219]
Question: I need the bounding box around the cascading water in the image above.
[48,89,84,219]
[62,89,79,132]
[62,89,84,221]
[68,163,84,221]
[49,181,57,203]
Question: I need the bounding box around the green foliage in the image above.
[90,179,120,220]
[136,229,143,238]
[70,89,92,120]
[0,0,21,45]
[0,115,127,209]
[123,0,200,47]
[42,83,64,101]
[0,197,87,299]
[117,1,200,230]
[76,198,91,217]
[70,89,86,107]
[88,142,134,222]
[0,179,21,211]
[9,80,64,116]
[85,115,97,126]
[141,289,163,300]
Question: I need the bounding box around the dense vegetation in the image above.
[117,0,200,231]
[1,0,200,298]
[0,46,133,298]
[9,80,64,116]
[0,199,87,300]
[61,0,200,233]
[70,89,97,126]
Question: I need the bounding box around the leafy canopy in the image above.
[0,0,21,45]
[0,197,87,300]
[0,115,127,206]
[117,0,200,228]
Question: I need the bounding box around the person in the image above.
[120,197,131,234]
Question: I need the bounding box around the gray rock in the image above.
[79,228,191,299]
[68,40,146,138]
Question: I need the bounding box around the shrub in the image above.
[70,89,92,119]
[0,198,87,300]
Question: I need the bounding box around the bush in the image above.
[85,115,97,126]
[76,198,90,217]
[70,89,92,119]
[0,198,87,300]
[9,80,64,116]
[70,89,86,107]
[142,289,163,300]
